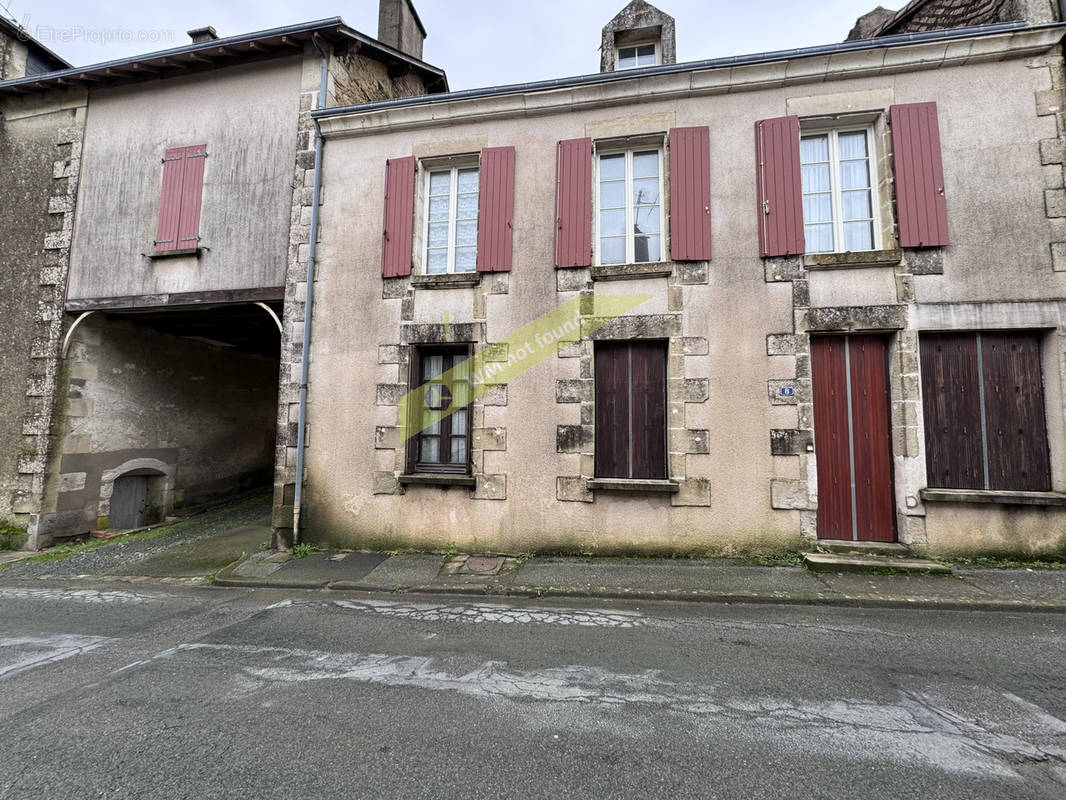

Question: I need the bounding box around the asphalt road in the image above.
[0,580,1063,799]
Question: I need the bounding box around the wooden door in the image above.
[111,475,148,530]
[811,335,895,542]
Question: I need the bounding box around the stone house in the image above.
[283,0,1066,558]
[0,1,446,547]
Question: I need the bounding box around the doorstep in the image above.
[803,552,952,575]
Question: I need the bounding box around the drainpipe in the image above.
[290,35,329,547]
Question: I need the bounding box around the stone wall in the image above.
[0,91,87,545]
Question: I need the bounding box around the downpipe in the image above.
[290,37,329,547]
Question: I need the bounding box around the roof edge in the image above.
[0,16,446,94]
[0,14,72,71]
[314,20,1050,123]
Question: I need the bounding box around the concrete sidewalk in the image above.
[215,549,1066,612]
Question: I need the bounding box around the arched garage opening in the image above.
[49,301,281,538]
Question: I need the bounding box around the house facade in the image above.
[0,2,446,547]
[288,5,1066,558]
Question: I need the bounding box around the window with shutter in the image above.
[920,331,1051,491]
[154,144,207,253]
[594,341,667,480]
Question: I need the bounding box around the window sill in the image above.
[586,478,680,493]
[591,262,673,281]
[399,473,476,487]
[920,488,1066,507]
[148,247,203,260]
[411,272,481,289]
[803,249,902,270]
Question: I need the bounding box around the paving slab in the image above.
[815,573,995,603]
[331,553,445,590]
[514,557,828,596]
[957,569,1066,603]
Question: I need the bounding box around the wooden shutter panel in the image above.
[176,144,207,250]
[755,116,804,257]
[981,333,1051,491]
[629,341,667,480]
[890,102,949,247]
[154,147,187,252]
[919,333,984,490]
[595,343,630,479]
[594,342,667,479]
[381,156,416,278]
[554,137,592,268]
[669,126,711,261]
[476,146,515,272]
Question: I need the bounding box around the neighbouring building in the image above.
[284,0,1066,558]
[0,2,446,547]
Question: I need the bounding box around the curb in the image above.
[210,572,1066,613]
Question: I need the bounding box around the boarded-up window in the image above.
[920,332,1051,491]
[594,341,667,479]
[154,144,207,252]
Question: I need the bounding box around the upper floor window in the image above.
[154,144,207,253]
[617,43,657,69]
[800,128,878,253]
[596,147,663,265]
[424,164,480,274]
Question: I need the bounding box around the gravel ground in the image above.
[0,494,271,580]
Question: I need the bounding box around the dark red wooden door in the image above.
[811,335,895,542]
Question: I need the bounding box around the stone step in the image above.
[803,552,953,575]
[816,539,911,557]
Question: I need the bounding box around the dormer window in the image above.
[616,43,658,69]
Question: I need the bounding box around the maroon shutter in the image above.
[554,137,592,268]
[669,126,711,261]
[382,156,416,278]
[754,116,804,257]
[155,147,186,252]
[476,146,515,272]
[176,144,207,250]
[890,102,949,247]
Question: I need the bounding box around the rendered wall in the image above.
[303,37,1066,556]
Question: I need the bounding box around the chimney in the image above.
[377,0,427,61]
[187,26,219,44]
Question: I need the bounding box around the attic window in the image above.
[617,43,657,69]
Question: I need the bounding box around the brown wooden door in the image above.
[811,335,895,542]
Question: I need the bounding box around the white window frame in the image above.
[799,124,882,254]
[419,158,480,275]
[615,42,659,70]
[593,145,665,267]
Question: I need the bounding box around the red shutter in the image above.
[669,126,711,261]
[754,116,804,257]
[382,156,416,278]
[554,137,592,268]
[155,145,207,253]
[476,146,515,272]
[176,145,207,250]
[891,102,949,247]
[155,147,186,252]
